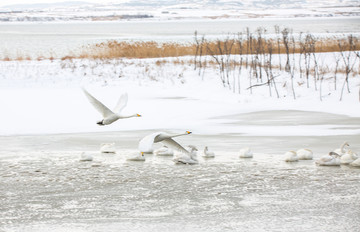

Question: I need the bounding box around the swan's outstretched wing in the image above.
[138,132,162,153]
[161,138,189,155]
[113,93,128,114]
[83,89,114,118]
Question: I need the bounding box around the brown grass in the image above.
[72,36,360,60]
[1,33,359,61]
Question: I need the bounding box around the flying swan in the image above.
[82,88,141,125]
[138,131,192,154]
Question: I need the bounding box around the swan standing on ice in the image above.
[202,146,215,158]
[315,152,341,166]
[239,147,253,158]
[296,149,313,160]
[333,142,349,156]
[138,131,192,154]
[173,145,198,164]
[79,152,93,162]
[126,152,145,161]
[100,143,116,153]
[284,151,299,162]
[154,146,174,156]
[82,88,141,125]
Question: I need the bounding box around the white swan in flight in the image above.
[202,146,215,158]
[284,151,299,162]
[154,146,174,156]
[315,152,341,166]
[82,88,141,125]
[296,148,313,160]
[173,145,198,164]
[138,131,192,153]
[239,147,253,158]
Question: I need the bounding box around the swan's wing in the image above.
[138,132,162,152]
[161,138,189,155]
[83,88,114,118]
[113,93,128,114]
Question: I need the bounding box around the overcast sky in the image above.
[0,0,115,7]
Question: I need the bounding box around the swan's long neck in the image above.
[171,132,188,138]
[340,142,348,153]
[121,114,139,119]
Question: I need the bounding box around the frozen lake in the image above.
[1,17,360,58]
[1,110,360,232]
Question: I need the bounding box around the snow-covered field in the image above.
[1,17,360,232]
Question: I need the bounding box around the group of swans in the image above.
[284,142,359,167]
[82,89,359,167]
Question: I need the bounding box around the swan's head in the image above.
[186,131,192,134]
[344,142,349,147]
[97,120,105,126]
[136,114,142,117]
[141,152,144,157]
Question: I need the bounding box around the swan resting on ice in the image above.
[126,152,145,161]
[284,151,299,162]
[202,146,215,158]
[333,142,349,156]
[350,157,360,167]
[239,147,253,158]
[100,143,116,153]
[138,131,192,154]
[154,146,174,156]
[173,145,198,164]
[315,152,341,166]
[79,152,93,162]
[82,88,141,126]
[296,148,313,160]
[340,150,358,164]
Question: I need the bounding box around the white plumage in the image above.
[315,152,341,166]
[284,151,299,162]
[82,88,141,125]
[239,147,253,158]
[126,152,145,161]
[296,148,313,160]
[100,143,116,153]
[173,145,198,164]
[79,152,93,162]
[154,146,174,156]
[138,131,192,154]
[202,146,215,158]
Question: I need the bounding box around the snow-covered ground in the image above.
[1,15,360,232]
[0,53,359,136]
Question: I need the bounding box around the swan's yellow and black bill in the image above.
[137,114,142,117]
[141,152,144,156]
[186,131,192,134]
